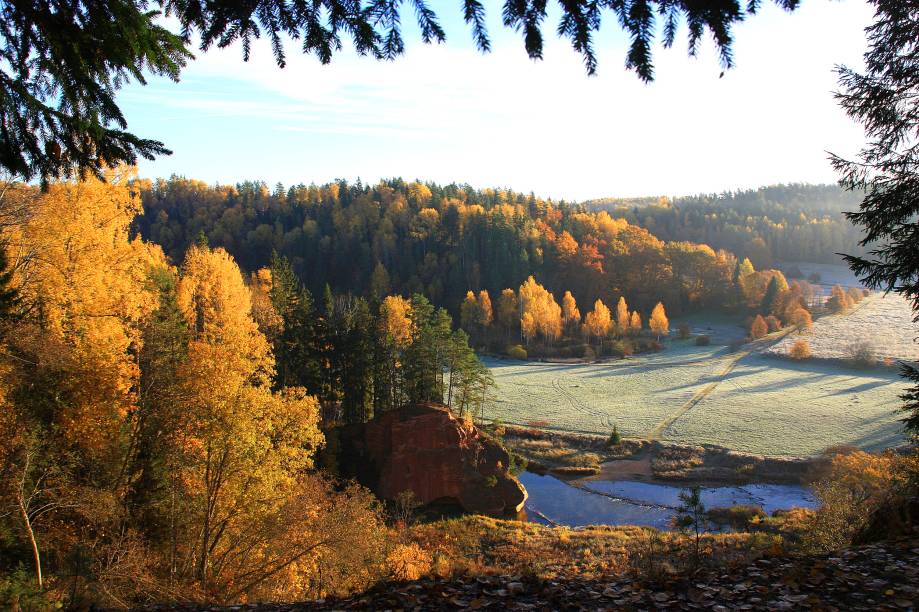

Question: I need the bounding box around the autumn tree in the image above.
[790,340,812,360]
[649,302,669,340]
[582,299,612,346]
[0,174,391,604]
[496,288,518,340]
[629,311,642,336]
[518,276,562,345]
[827,285,851,314]
[790,308,813,331]
[750,314,768,339]
[561,291,581,333]
[615,296,630,337]
[477,290,493,328]
[375,295,413,412]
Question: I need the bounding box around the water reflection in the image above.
[518,472,817,529]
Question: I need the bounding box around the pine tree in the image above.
[760,276,779,314]
[831,2,919,435]
[0,244,21,332]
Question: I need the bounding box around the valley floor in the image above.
[485,299,912,456]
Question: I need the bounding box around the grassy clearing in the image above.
[483,343,734,438]
[485,319,909,456]
[769,292,919,362]
[669,353,908,455]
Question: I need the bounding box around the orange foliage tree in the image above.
[750,314,768,339]
[582,299,612,345]
[649,302,669,340]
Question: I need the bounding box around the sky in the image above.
[117,0,874,202]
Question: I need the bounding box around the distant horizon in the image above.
[138,172,847,204]
[120,0,873,202]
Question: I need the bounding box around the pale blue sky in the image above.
[118,0,873,201]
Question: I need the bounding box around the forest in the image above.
[0,170,500,605]
[0,169,830,606]
[585,184,866,268]
[132,176,803,323]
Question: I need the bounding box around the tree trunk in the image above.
[17,495,42,589]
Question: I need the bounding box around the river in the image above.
[518,471,817,529]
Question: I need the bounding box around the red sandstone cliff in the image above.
[335,404,528,516]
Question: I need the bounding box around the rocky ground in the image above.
[141,538,919,611]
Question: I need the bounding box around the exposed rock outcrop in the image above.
[335,403,527,515]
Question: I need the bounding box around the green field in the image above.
[484,340,909,456]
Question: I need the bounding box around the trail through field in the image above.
[647,328,795,440]
[485,317,909,455]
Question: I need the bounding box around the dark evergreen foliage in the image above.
[0,245,21,330]
[831,1,919,436]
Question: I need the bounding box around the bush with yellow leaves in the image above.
[387,543,432,582]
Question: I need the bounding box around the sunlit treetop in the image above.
[2,0,799,183]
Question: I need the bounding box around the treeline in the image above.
[458,277,671,359]
[0,171,489,606]
[585,184,866,268]
[133,177,748,320]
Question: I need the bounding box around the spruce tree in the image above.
[832,1,919,436]
[0,244,21,331]
[760,276,779,314]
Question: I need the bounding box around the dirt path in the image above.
[646,328,796,440]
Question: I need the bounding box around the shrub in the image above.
[694,334,711,346]
[506,344,527,360]
[678,323,691,339]
[790,308,812,331]
[826,285,851,313]
[582,344,596,361]
[764,315,782,332]
[606,339,632,358]
[750,315,768,339]
[728,339,746,352]
[803,450,899,552]
[394,489,421,527]
[508,453,528,476]
[387,543,432,582]
[847,286,864,304]
[849,341,877,369]
[789,339,812,360]
[607,424,622,447]
[862,288,870,297]
[706,504,767,528]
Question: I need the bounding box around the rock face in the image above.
[335,403,527,516]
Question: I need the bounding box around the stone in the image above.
[335,403,528,515]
